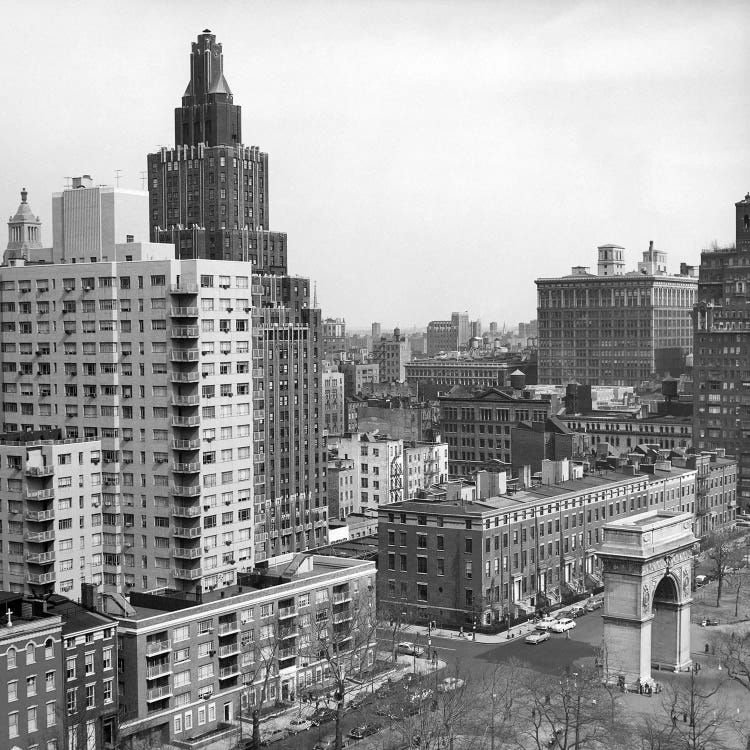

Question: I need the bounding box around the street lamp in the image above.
[473,616,477,642]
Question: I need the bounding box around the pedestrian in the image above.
[671,713,677,727]
[683,712,688,723]
[545,693,551,705]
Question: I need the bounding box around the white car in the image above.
[525,631,551,645]
[535,616,557,631]
[287,717,312,734]
[437,677,465,692]
[397,641,425,656]
[550,618,576,633]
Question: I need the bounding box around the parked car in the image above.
[349,723,381,740]
[526,631,551,645]
[568,605,586,618]
[550,618,576,633]
[310,708,337,726]
[585,598,603,612]
[259,728,287,746]
[535,616,557,631]
[695,575,709,587]
[398,641,425,656]
[375,705,398,719]
[287,717,312,734]
[701,617,719,627]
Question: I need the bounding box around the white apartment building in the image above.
[404,441,449,498]
[0,433,103,600]
[0,243,267,595]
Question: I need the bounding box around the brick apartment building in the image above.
[376,455,727,629]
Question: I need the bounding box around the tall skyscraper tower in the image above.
[693,193,750,513]
[148,31,326,563]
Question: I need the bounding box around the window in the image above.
[46,672,55,692]
[27,675,37,696]
[28,705,38,732]
[26,642,36,663]
[102,647,112,670]
[8,680,17,702]
[44,638,54,659]
[9,711,18,738]
[46,701,55,727]
[66,688,76,714]
[66,656,76,680]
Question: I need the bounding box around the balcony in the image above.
[146,685,173,702]
[278,606,296,620]
[219,643,240,658]
[172,416,200,428]
[173,567,203,580]
[145,640,172,656]
[218,621,239,636]
[146,663,173,679]
[171,395,200,407]
[26,551,55,564]
[26,572,56,584]
[171,462,201,473]
[173,547,202,559]
[172,504,201,518]
[25,465,54,477]
[333,591,352,605]
[170,326,200,338]
[279,627,298,640]
[169,283,199,295]
[25,531,55,543]
[171,439,201,450]
[170,371,200,383]
[333,611,353,625]
[278,647,297,660]
[25,488,54,501]
[170,349,200,363]
[172,526,201,539]
[25,509,55,522]
[171,484,201,497]
[170,307,199,317]
[219,664,240,680]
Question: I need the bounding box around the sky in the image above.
[3,0,748,330]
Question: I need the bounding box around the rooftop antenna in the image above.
[114,169,123,187]
[139,171,147,190]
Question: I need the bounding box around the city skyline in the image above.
[3,0,748,327]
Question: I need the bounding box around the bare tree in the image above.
[474,659,522,750]
[705,529,744,606]
[378,599,409,662]
[516,665,629,750]
[718,630,750,694]
[655,669,730,750]
[301,583,379,750]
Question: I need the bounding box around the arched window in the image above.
[26,642,36,664]
[44,638,54,659]
[6,646,16,668]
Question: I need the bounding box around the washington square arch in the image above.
[597,510,695,685]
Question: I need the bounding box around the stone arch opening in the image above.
[651,574,680,668]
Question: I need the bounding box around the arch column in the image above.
[597,510,694,685]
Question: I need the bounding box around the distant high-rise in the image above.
[536,244,697,385]
[451,311,470,348]
[371,322,381,342]
[693,193,750,512]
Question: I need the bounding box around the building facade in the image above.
[403,442,449,499]
[693,193,750,512]
[322,370,345,437]
[372,328,411,383]
[536,244,698,385]
[114,554,375,748]
[6,188,43,261]
[439,387,553,475]
[339,362,380,397]
[377,460,702,629]
[322,318,346,360]
[426,320,458,356]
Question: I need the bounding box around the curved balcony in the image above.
[171,395,200,407]
[26,572,56,584]
[25,509,55,522]
[173,567,203,580]
[173,547,202,559]
[171,439,201,450]
[170,349,200,363]
[171,484,201,497]
[171,505,201,518]
[172,462,201,473]
[25,465,54,477]
[172,416,200,428]
[26,551,55,564]
[170,371,200,383]
[170,326,200,339]
[170,307,199,317]
[169,283,199,295]
[172,526,201,539]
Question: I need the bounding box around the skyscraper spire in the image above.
[174,30,242,147]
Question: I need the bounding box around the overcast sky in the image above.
[3,0,748,329]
